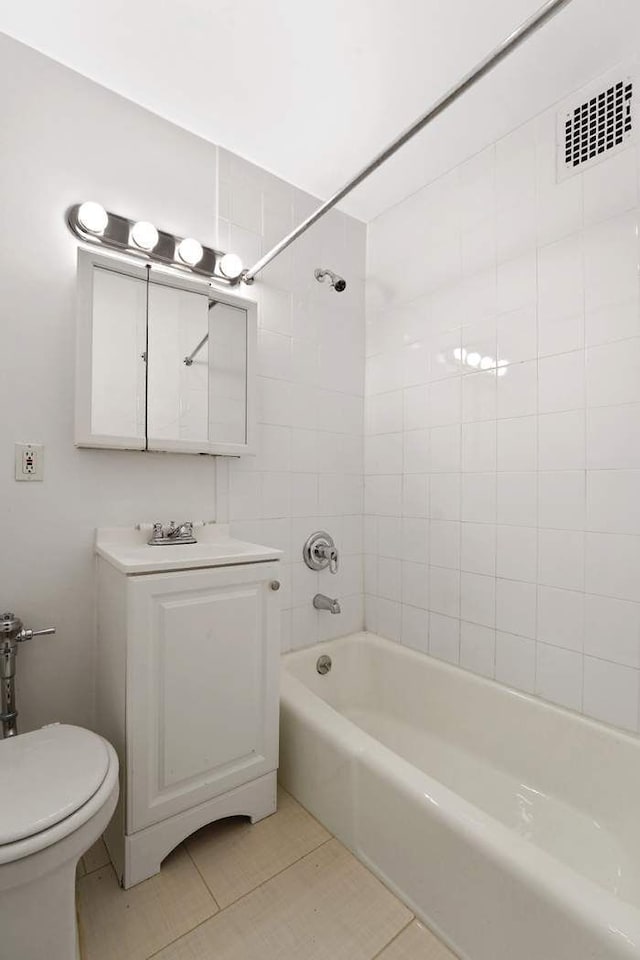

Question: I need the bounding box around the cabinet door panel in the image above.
[159,587,261,787]
[127,564,279,832]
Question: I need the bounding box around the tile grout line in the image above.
[144,835,335,960]
[215,834,335,908]
[81,860,112,878]
[369,917,416,960]
[144,910,221,960]
[182,842,221,913]
[77,858,118,887]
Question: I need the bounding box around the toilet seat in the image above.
[0,724,116,865]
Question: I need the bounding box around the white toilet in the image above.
[0,723,119,960]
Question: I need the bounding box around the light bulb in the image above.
[177,237,203,266]
[219,253,243,280]
[480,356,494,370]
[466,352,481,368]
[77,201,108,235]
[131,221,159,251]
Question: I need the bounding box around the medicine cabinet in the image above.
[75,249,256,455]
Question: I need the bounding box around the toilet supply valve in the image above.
[0,613,56,738]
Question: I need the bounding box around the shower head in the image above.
[314,267,346,292]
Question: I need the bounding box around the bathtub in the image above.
[279,632,640,960]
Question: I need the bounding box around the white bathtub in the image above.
[279,632,640,960]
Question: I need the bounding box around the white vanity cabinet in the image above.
[95,526,282,888]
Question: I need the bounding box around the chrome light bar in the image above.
[66,203,244,285]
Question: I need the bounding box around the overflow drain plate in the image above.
[316,655,332,675]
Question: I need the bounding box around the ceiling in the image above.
[2,0,639,221]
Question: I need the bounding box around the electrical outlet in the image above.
[15,443,44,481]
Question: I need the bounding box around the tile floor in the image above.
[76,787,457,960]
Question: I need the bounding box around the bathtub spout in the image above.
[313,594,341,614]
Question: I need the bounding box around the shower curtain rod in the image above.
[242,0,573,285]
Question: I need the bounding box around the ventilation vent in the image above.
[558,76,634,179]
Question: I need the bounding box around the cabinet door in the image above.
[127,563,280,832]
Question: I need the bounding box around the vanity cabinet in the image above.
[95,526,281,888]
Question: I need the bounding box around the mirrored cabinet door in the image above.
[91,267,148,442]
[146,280,211,451]
[75,250,256,456]
[208,301,249,446]
[77,256,149,450]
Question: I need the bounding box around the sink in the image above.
[96,524,282,574]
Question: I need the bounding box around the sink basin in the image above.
[96,524,282,574]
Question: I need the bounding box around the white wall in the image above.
[215,150,366,651]
[0,35,219,732]
[0,35,366,733]
[366,68,640,733]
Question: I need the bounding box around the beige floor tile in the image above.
[185,786,330,907]
[375,921,458,960]
[77,846,217,960]
[154,839,412,960]
[83,837,111,874]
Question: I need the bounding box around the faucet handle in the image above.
[0,613,55,643]
[318,543,339,573]
[18,626,56,642]
[304,531,339,574]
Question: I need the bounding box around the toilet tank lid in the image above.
[0,724,111,845]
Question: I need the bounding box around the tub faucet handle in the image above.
[303,531,339,574]
[318,542,339,574]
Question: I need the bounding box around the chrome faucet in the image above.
[313,594,341,615]
[303,532,339,574]
[148,521,197,545]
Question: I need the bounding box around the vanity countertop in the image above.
[96,524,282,574]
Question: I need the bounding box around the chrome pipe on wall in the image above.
[242,0,574,285]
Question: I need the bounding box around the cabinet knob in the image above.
[270,580,281,591]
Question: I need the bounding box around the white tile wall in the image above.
[217,149,366,652]
[365,87,640,733]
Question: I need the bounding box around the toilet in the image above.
[0,723,119,960]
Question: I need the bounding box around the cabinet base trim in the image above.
[110,771,277,889]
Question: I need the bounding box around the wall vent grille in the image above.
[560,78,633,177]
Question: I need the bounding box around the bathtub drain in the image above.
[316,655,332,675]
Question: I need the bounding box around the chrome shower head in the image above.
[314,267,346,292]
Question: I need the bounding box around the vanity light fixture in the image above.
[66,202,244,286]
[219,253,244,280]
[77,201,109,235]
[177,237,204,266]
[453,346,510,377]
[131,220,159,251]
[466,352,481,369]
